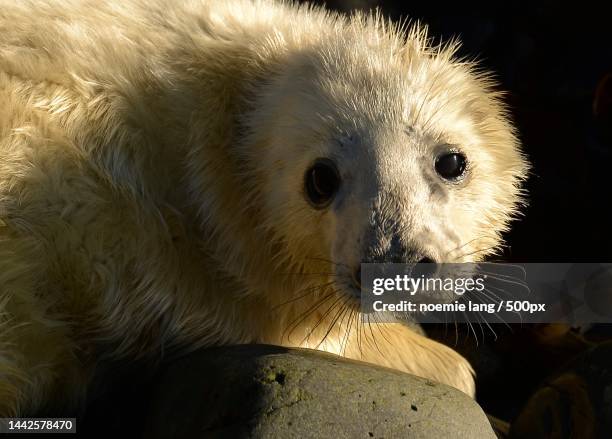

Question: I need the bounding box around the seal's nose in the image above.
[412,256,439,278]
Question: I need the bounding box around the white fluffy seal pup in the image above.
[0,0,528,414]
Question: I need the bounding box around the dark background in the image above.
[306,1,612,263]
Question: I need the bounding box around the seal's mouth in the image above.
[333,269,363,307]
[351,265,362,292]
[332,264,477,320]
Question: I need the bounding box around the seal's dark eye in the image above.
[435,152,467,180]
[305,158,340,208]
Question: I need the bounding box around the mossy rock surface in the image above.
[144,344,495,438]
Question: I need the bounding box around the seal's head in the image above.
[244,21,528,302]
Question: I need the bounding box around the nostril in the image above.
[412,256,438,278]
[352,266,362,289]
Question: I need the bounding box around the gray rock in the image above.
[143,344,495,439]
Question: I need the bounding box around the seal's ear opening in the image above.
[594,73,612,144]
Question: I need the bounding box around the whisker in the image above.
[272,281,335,311]
[473,290,514,330]
[476,272,531,294]
[371,312,393,346]
[462,310,479,346]
[469,293,497,341]
[282,291,336,343]
[316,297,352,350]
[478,262,527,280]
[475,267,528,284]
[300,293,345,346]
[444,235,499,259]
[452,245,501,261]
[340,307,356,356]
[478,286,505,303]
[305,257,350,269]
[365,312,384,357]
[355,310,363,358]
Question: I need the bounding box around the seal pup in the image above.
[0,0,528,414]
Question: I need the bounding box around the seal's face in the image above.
[248,31,528,302]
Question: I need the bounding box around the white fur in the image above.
[0,0,528,414]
